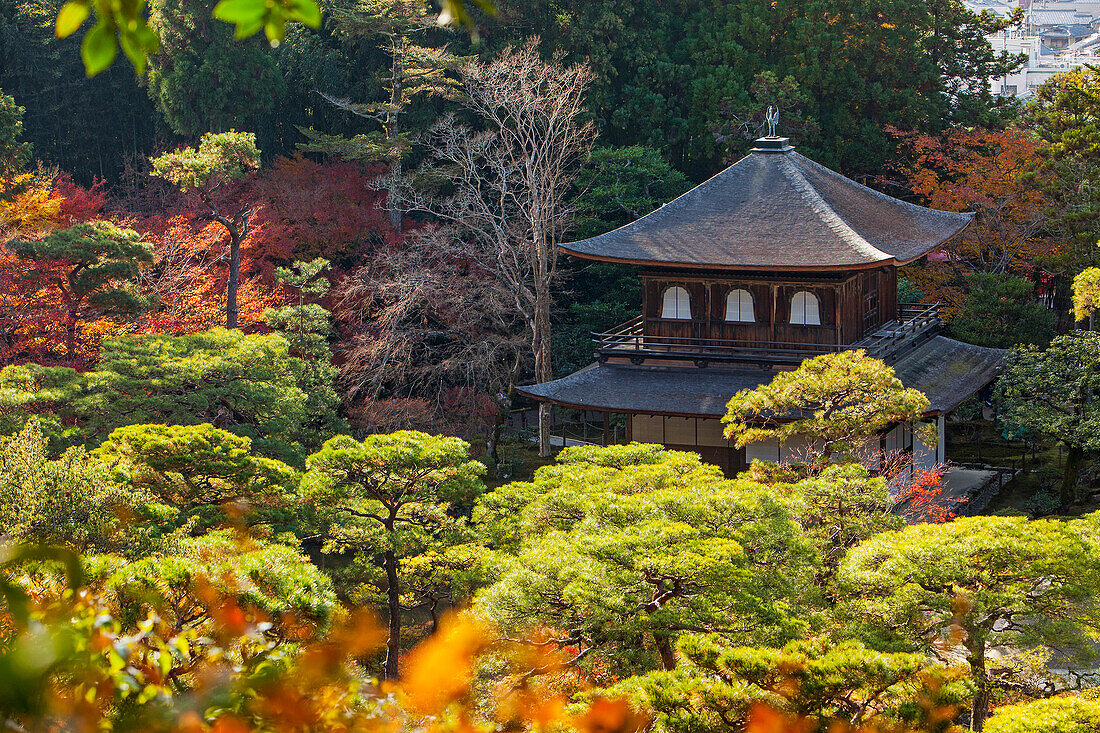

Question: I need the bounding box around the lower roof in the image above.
[517,336,1004,417]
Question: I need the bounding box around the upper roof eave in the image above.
[559,208,975,272]
[558,147,975,270]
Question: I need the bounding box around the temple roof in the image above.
[518,336,1004,416]
[560,141,974,271]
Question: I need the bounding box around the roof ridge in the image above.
[774,154,893,263]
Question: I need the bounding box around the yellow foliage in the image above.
[0,173,60,234]
[1072,267,1100,322]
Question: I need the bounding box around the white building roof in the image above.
[1029,8,1094,25]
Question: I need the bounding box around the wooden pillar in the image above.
[834,284,842,345]
[603,412,610,446]
[770,284,777,343]
[937,414,946,464]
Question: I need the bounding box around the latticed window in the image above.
[661,286,692,319]
[790,290,821,325]
[724,288,755,322]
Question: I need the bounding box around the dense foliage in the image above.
[7,1,1100,731]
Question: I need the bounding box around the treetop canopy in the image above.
[151,131,261,192]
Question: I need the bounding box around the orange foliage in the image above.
[0,239,70,364]
[130,213,282,334]
[399,613,493,716]
[0,173,60,235]
[889,127,1061,313]
[894,466,958,523]
[110,156,398,338]
[0,157,403,366]
[0,175,126,365]
[4,568,648,733]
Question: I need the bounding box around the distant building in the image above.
[519,136,1004,478]
[1039,23,1094,47]
[990,31,1091,96]
[979,0,1100,97]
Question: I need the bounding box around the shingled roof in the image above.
[518,336,1004,416]
[560,140,974,271]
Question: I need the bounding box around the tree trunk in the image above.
[538,403,552,457]
[386,38,404,232]
[1061,444,1084,506]
[227,234,240,330]
[485,408,505,471]
[968,636,989,731]
[534,279,553,457]
[428,598,439,635]
[654,633,676,671]
[488,365,521,469]
[387,157,402,231]
[384,549,401,679]
[65,307,78,360]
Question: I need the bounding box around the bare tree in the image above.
[335,224,526,453]
[386,40,596,456]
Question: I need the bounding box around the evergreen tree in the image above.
[8,220,153,359]
[0,328,338,463]
[998,333,1100,505]
[0,0,161,182]
[839,514,1100,729]
[0,417,136,553]
[303,430,485,679]
[1025,67,1100,271]
[263,258,347,445]
[151,131,261,330]
[475,443,811,673]
[147,0,285,138]
[0,87,28,177]
[948,272,1055,349]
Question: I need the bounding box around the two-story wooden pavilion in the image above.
[518,135,1005,475]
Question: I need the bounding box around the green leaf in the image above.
[263,14,286,43]
[231,17,264,40]
[118,31,146,75]
[211,0,267,25]
[55,1,91,38]
[287,0,321,28]
[80,23,118,77]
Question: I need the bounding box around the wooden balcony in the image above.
[852,303,943,362]
[593,303,941,367]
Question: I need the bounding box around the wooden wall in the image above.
[640,268,898,347]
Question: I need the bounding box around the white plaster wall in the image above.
[746,439,780,464]
[696,418,728,447]
[631,414,663,443]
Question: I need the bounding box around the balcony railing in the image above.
[593,303,941,367]
[854,303,942,361]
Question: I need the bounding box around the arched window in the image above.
[661,286,692,320]
[790,290,821,325]
[724,288,755,322]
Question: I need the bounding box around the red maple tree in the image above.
[888,127,1063,315]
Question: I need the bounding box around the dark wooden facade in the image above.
[640,267,898,348]
[520,137,984,478]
